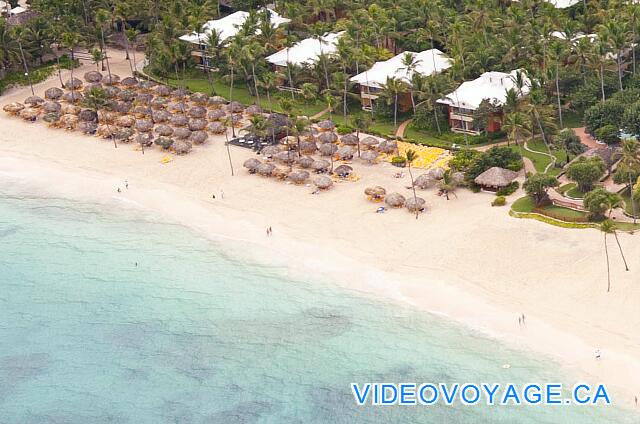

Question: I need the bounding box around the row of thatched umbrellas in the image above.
[242,156,338,190]
[2,70,266,155]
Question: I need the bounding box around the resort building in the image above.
[437,70,530,135]
[179,10,290,69]
[546,0,581,7]
[350,49,453,112]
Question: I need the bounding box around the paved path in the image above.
[574,127,600,150]
[310,107,330,120]
[395,119,412,138]
[523,140,556,173]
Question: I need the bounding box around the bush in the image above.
[336,125,354,135]
[492,196,506,206]
[412,104,448,132]
[594,124,620,145]
[391,156,406,166]
[496,181,519,196]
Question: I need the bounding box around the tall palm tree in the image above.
[380,76,408,132]
[241,40,265,104]
[11,26,34,96]
[352,114,371,158]
[222,117,235,176]
[84,87,116,148]
[503,112,531,154]
[615,139,640,223]
[62,31,80,91]
[597,20,630,92]
[400,52,421,114]
[95,9,113,81]
[259,72,277,113]
[548,40,565,128]
[601,218,613,293]
[405,149,420,219]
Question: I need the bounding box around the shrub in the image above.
[391,156,406,165]
[336,125,354,135]
[492,196,506,206]
[594,124,620,145]
[566,156,606,192]
[496,181,519,196]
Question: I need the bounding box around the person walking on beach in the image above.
[125,180,129,189]
[269,226,272,236]
[521,314,525,325]
[518,316,521,327]
[220,189,224,199]
[595,349,601,360]
[212,194,216,199]
[117,187,121,193]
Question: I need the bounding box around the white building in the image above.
[265,32,343,68]
[437,70,530,134]
[546,0,582,8]
[349,49,453,111]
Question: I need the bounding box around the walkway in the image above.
[523,140,556,174]
[574,127,600,150]
[395,119,412,138]
[310,107,330,120]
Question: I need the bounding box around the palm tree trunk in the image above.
[18,41,34,96]
[266,89,273,113]
[605,233,611,292]
[394,93,398,131]
[613,231,629,271]
[101,28,112,81]
[356,129,361,158]
[555,63,563,128]
[600,64,606,102]
[55,53,64,88]
[251,63,261,104]
[224,127,235,176]
[229,66,236,138]
[343,65,348,120]
[408,164,418,219]
[630,174,638,224]
[617,53,623,91]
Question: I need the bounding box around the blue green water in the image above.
[0,186,637,423]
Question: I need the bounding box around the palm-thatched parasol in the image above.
[83,83,103,94]
[150,97,169,110]
[103,74,121,85]
[257,163,275,176]
[188,106,207,119]
[209,96,226,107]
[313,175,333,190]
[207,121,226,134]
[173,139,192,155]
[171,88,188,99]
[189,92,209,105]
[135,93,154,105]
[230,113,243,126]
[61,103,81,115]
[334,164,353,177]
[103,85,121,99]
[317,132,338,144]
[288,170,310,184]
[261,145,281,157]
[190,130,208,145]
[97,110,116,123]
[170,102,188,114]
[60,113,79,129]
[245,104,262,116]
[336,146,355,160]
[42,101,61,114]
[113,101,132,114]
[243,158,261,173]
[188,118,207,131]
[405,197,426,213]
[132,106,152,118]
[155,136,174,150]
[170,114,188,127]
[65,78,83,89]
[78,121,98,134]
[154,85,172,97]
[319,143,338,157]
[428,167,445,180]
[226,101,244,113]
[311,159,330,173]
[78,109,98,122]
[414,174,435,189]
[19,107,39,121]
[340,134,358,145]
[297,156,315,169]
[116,115,135,128]
[173,127,192,140]
[139,80,157,91]
[385,192,406,207]
[136,132,154,147]
[120,76,138,88]
[3,102,25,114]
[84,71,103,83]
[364,186,386,200]
[135,119,154,133]
[24,95,44,107]
[42,112,60,124]
[207,109,226,121]
[317,119,335,131]
[299,141,317,155]
[62,91,84,103]
[45,87,64,100]
[274,151,295,164]
[114,128,135,142]
[154,124,174,136]
[474,167,518,188]
[361,136,379,150]
[152,110,171,123]
[377,140,397,154]
[361,150,378,164]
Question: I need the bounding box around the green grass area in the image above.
[511,196,588,220]
[565,185,588,199]
[0,55,78,94]
[619,191,640,218]
[510,144,552,173]
[558,183,576,194]
[562,110,583,129]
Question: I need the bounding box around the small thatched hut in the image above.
[474,167,518,191]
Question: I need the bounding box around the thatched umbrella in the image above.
[334,164,353,177]
[317,132,338,144]
[42,101,61,114]
[188,106,207,119]
[61,103,81,115]
[170,114,188,127]
[62,91,83,103]
[171,88,188,99]
[230,113,243,126]
[152,110,171,123]
[116,115,135,128]
[45,87,64,100]
[257,163,275,176]
[65,77,83,89]
[78,109,97,122]
[317,119,335,131]
[3,102,24,114]
[60,114,79,129]
[190,130,208,145]
[319,143,338,157]
[104,85,121,99]
[288,170,310,184]
[364,186,386,200]
[120,77,138,88]
[297,156,315,169]
[377,140,397,154]
[96,124,113,138]
[132,106,152,118]
[150,97,168,110]
[135,93,154,105]
[170,102,188,114]
[113,101,132,114]
[275,151,296,164]
[97,110,116,123]
[340,134,358,145]
[114,128,135,142]
[474,167,518,189]
[135,119,154,133]
[313,175,333,190]
[190,92,209,105]
[227,101,244,113]
[139,80,157,91]
[42,112,60,124]
[428,167,445,180]
[414,174,435,189]
[207,121,226,134]
[336,146,355,160]
[209,96,226,107]
[155,136,174,150]
[188,118,207,131]
[83,83,103,94]
[299,141,317,155]
[154,85,172,97]
[361,150,378,164]
[136,132,154,147]
[155,124,174,136]
[405,197,426,213]
[208,109,226,121]
[19,107,39,121]
[173,139,192,155]
[243,158,261,173]
[261,145,281,157]
[84,71,103,83]
[103,74,121,85]
[311,159,330,173]
[174,127,192,140]
[245,104,262,116]
[385,192,406,207]
[361,136,379,150]
[24,95,44,107]
[78,121,98,134]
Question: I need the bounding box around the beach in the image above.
[2,52,640,409]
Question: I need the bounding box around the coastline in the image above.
[1,57,640,411]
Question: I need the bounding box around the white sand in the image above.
[2,51,640,409]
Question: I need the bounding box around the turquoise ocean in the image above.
[0,184,638,423]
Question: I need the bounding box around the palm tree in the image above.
[548,40,565,128]
[600,217,628,292]
[126,28,140,73]
[597,20,630,92]
[95,9,113,81]
[352,114,371,158]
[438,169,460,200]
[91,48,105,71]
[615,139,640,223]
[259,72,277,113]
[380,76,408,132]
[241,40,265,104]
[11,26,34,96]
[62,31,80,91]
[405,149,420,219]
[84,87,116,148]
[400,52,421,114]
[503,112,531,154]
[222,117,235,176]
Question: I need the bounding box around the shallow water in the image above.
[0,188,636,423]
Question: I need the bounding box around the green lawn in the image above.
[510,144,551,173]
[565,185,588,199]
[557,183,576,194]
[619,191,640,218]
[511,196,588,220]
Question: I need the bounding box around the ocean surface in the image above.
[0,186,637,423]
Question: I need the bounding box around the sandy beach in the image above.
[2,51,640,409]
